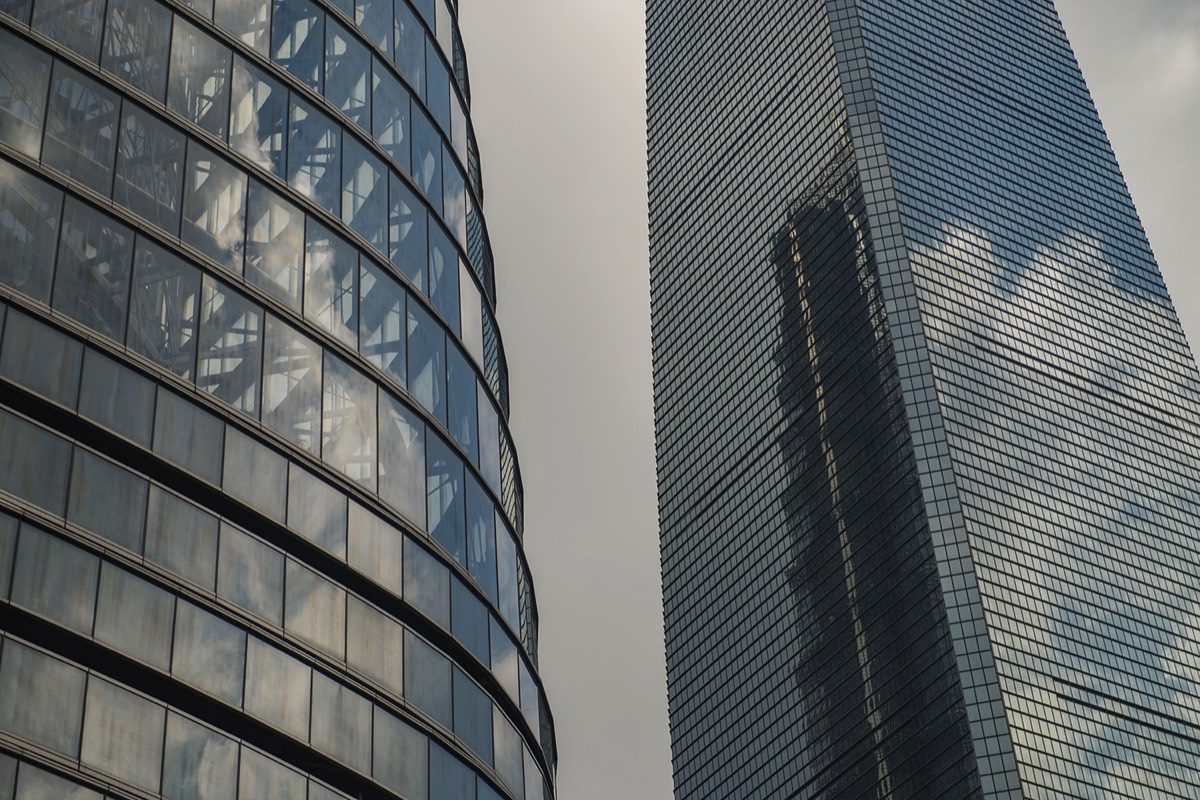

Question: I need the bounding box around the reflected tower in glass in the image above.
[0,0,555,798]
[648,1,1200,798]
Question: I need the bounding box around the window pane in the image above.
[244,637,311,740]
[355,0,389,50]
[153,389,225,485]
[94,563,175,670]
[238,749,305,800]
[303,220,358,346]
[443,155,466,248]
[430,744,474,800]
[13,763,101,800]
[0,639,86,755]
[478,393,500,495]
[408,300,445,421]
[81,678,165,792]
[114,106,185,233]
[493,712,523,798]
[0,28,52,158]
[0,751,12,799]
[411,107,441,210]
[425,40,449,134]
[446,343,476,462]
[518,658,538,735]
[460,263,483,364]
[342,139,387,252]
[198,275,262,414]
[403,537,448,628]
[101,0,171,100]
[127,239,201,379]
[496,517,519,629]
[183,145,248,274]
[78,349,156,447]
[223,427,287,521]
[374,711,428,800]
[172,600,246,705]
[0,309,82,407]
[347,597,403,695]
[428,223,458,332]
[324,21,370,132]
[360,259,406,383]
[53,198,134,339]
[245,181,303,309]
[310,672,371,772]
[393,0,423,98]
[218,523,283,625]
[404,632,451,729]
[453,668,492,765]
[379,392,425,524]
[465,479,496,601]
[347,501,402,593]
[285,559,345,658]
[0,512,16,599]
[163,712,239,800]
[373,65,409,172]
[230,58,287,177]
[271,0,323,92]
[168,20,232,137]
[286,464,347,556]
[32,0,104,62]
[11,526,98,633]
[262,314,322,452]
[0,161,61,303]
[43,64,119,195]
[451,576,488,666]
[427,433,464,564]
[288,98,340,215]
[322,353,376,489]
[389,173,427,290]
[215,0,269,55]
[145,486,219,590]
[490,616,519,702]
[0,411,71,514]
[67,449,148,551]
[523,750,543,800]
[0,0,28,22]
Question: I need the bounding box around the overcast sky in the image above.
[459,3,1199,798]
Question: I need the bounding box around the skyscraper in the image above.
[648,1,1200,798]
[0,0,554,797]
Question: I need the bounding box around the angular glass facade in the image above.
[648,1,1200,798]
[0,0,554,797]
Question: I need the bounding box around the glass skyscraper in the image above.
[0,0,554,797]
[649,1,1200,798]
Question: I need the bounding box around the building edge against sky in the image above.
[649,1,1200,798]
[0,0,556,797]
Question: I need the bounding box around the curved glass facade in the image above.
[0,0,554,796]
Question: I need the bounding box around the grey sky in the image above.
[459,3,1198,798]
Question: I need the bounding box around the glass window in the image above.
[493,713,523,798]
[411,107,441,210]
[443,155,466,247]
[43,63,119,195]
[466,478,497,600]
[172,600,247,705]
[373,65,410,171]
[163,712,239,800]
[389,172,427,289]
[408,300,445,421]
[303,220,358,346]
[0,0,29,22]
[14,763,102,799]
[230,58,287,177]
[453,668,492,765]
[67,449,148,551]
[427,433,464,565]
[168,20,232,137]
[433,0,452,58]
[53,198,134,339]
[0,512,16,599]
[379,392,425,524]
[94,563,175,670]
[373,709,428,800]
[127,239,201,379]
[310,672,371,773]
[145,486,220,590]
[0,752,13,799]
[244,636,311,740]
[360,259,406,383]
[523,750,543,800]
[238,749,305,800]
[490,616,519,702]
[288,97,340,215]
[271,0,323,92]
[393,0,423,98]
[425,39,450,133]
[0,411,71,514]
[0,28,52,158]
[11,526,98,634]
[480,780,504,800]
[404,632,451,729]
[404,536,449,628]
[478,394,500,495]
[0,161,61,303]
[0,309,82,407]
[518,659,538,735]
[114,106,185,233]
[450,92,467,164]
[222,427,287,522]
[153,389,225,485]
[342,137,387,251]
[79,349,155,447]
[347,596,403,695]
[285,559,346,658]
[101,0,171,100]
[460,264,483,363]
[215,0,269,55]
[245,181,304,309]
[218,523,283,625]
[262,314,322,452]
[198,275,262,415]
[323,353,377,489]
[355,0,389,51]
[0,639,86,755]
[451,576,488,666]
[496,516,519,629]
[287,463,347,556]
[324,20,370,132]
[81,678,165,792]
[447,343,476,462]
[428,223,458,331]
[347,501,403,593]
[430,744,475,800]
[183,144,248,274]
[32,0,104,62]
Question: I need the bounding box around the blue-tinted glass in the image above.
[429,743,474,800]
[427,223,458,332]
[0,160,61,303]
[426,432,464,565]
[214,0,269,55]
[325,20,370,132]
[261,314,322,453]
[197,275,261,415]
[0,28,52,158]
[407,300,445,421]
[389,172,428,290]
[451,577,488,666]
[446,342,476,461]
[182,144,247,274]
[355,0,390,51]
[379,392,425,523]
[322,352,377,490]
[373,65,410,171]
[167,19,232,137]
[424,38,449,132]
[465,473,496,602]
[272,0,324,92]
[410,106,441,210]
[341,136,387,251]
[393,0,424,98]
[42,64,119,195]
[452,668,492,765]
[360,259,406,383]
[114,105,185,233]
[304,219,358,346]
[288,97,341,215]
[230,57,288,178]
[53,199,134,339]
[245,181,304,309]
[404,632,451,729]
[32,0,104,62]
[101,0,172,100]
[127,239,200,379]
